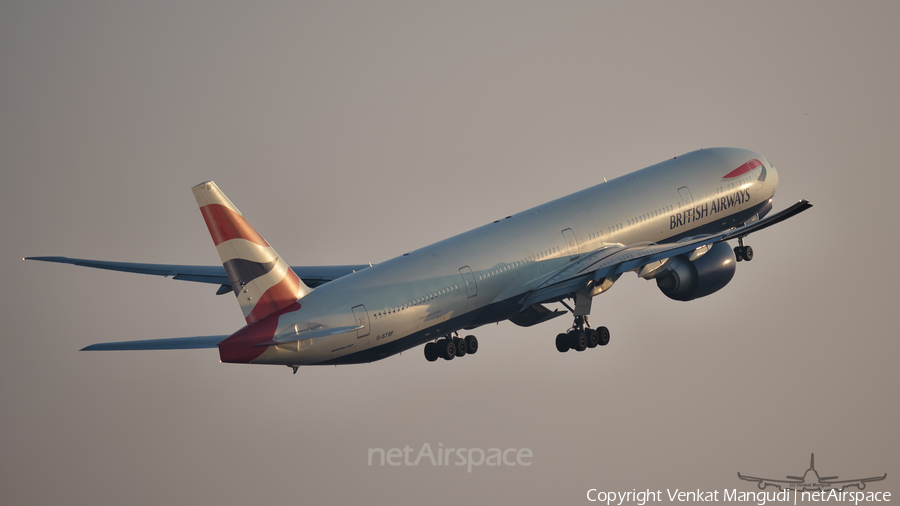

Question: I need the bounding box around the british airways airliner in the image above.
[27,147,811,372]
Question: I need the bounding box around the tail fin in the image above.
[192,181,311,324]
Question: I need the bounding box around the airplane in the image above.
[738,453,887,491]
[26,147,812,373]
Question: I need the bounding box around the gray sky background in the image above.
[2,1,898,504]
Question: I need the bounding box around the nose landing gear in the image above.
[734,237,754,262]
[556,315,609,353]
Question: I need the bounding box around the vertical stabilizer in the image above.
[192,181,311,324]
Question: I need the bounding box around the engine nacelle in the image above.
[656,242,736,301]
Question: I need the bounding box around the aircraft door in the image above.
[459,266,478,311]
[755,164,766,191]
[459,267,477,298]
[678,186,694,206]
[562,228,580,260]
[351,305,370,338]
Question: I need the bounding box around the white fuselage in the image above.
[253,147,778,366]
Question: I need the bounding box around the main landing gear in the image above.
[734,237,754,262]
[424,333,479,362]
[555,315,609,353]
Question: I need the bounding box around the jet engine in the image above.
[656,242,736,301]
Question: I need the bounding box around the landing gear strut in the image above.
[556,315,609,353]
[734,237,754,262]
[424,333,478,362]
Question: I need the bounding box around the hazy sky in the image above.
[2,1,898,505]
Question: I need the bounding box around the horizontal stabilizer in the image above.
[82,335,228,351]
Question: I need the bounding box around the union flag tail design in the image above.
[192,181,311,324]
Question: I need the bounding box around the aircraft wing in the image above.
[24,256,370,291]
[822,474,887,486]
[521,199,811,307]
[737,473,763,482]
[737,473,797,485]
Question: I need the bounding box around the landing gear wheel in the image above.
[424,342,438,362]
[464,335,478,354]
[454,337,467,357]
[596,326,610,346]
[555,333,570,353]
[735,240,754,262]
[439,339,456,360]
[569,330,587,352]
[586,328,599,348]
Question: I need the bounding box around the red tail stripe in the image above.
[218,302,302,363]
[246,270,302,324]
[722,158,762,179]
[200,204,270,247]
